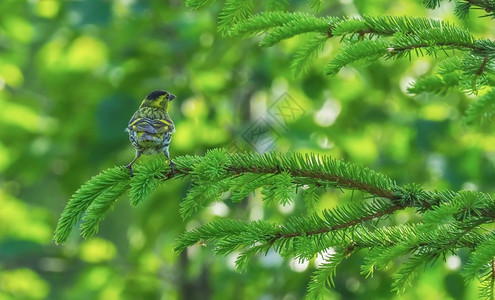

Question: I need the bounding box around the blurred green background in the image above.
[1,0,494,299]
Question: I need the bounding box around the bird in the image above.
[126,90,176,176]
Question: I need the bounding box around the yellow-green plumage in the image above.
[126,90,176,176]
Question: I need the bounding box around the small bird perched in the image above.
[126,90,176,176]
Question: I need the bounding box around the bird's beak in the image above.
[168,93,176,101]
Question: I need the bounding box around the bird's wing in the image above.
[153,119,175,133]
[128,117,157,134]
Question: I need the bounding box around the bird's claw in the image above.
[168,160,176,179]
[126,164,134,177]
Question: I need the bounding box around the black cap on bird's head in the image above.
[146,90,175,101]
[141,90,176,110]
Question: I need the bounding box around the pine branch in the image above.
[54,150,400,244]
[218,0,254,36]
[185,0,216,9]
[259,17,331,47]
[422,0,495,18]
[268,201,403,242]
[186,2,495,95]
[57,150,495,244]
[56,150,495,298]
[231,12,335,37]
[175,189,486,260]
[334,16,459,37]
[232,13,495,81]
[464,89,495,125]
[265,0,289,11]
[408,56,463,95]
[325,39,389,75]
[460,54,495,94]
[455,0,495,18]
[422,0,445,9]
[309,0,325,12]
[306,252,347,299]
[386,27,476,58]
[391,249,439,293]
[463,232,495,280]
[80,181,130,239]
[362,243,413,278]
[129,157,168,206]
[407,73,461,95]
[53,167,131,244]
[172,149,405,219]
[478,260,495,300]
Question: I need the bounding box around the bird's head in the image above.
[140,90,176,111]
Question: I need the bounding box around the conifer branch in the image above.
[307,252,347,299]
[457,0,495,18]
[408,57,463,95]
[53,167,131,244]
[185,0,216,9]
[464,89,495,125]
[179,1,495,297]
[55,150,495,297]
[218,0,254,36]
[290,34,330,75]
[269,203,403,241]
[423,0,495,18]
[266,0,289,11]
[230,12,495,90]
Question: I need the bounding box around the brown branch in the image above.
[390,41,478,54]
[269,204,403,242]
[228,166,399,199]
[163,164,398,200]
[466,0,495,14]
[477,55,489,76]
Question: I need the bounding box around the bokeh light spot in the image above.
[79,238,117,263]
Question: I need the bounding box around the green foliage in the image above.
[231,12,335,37]
[218,0,254,36]
[391,250,437,293]
[258,17,330,47]
[53,167,131,244]
[463,233,495,279]
[54,161,173,244]
[464,89,495,126]
[176,149,400,218]
[462,231,495,300]
[56,150,402,244]
[187,0,328,36]
[12,0,493,298]
[408,57,463,95]
[225,10,495,124]
[56,148,495,297]
[266,0,289,11]
[129,157,168,206]
[479,272,495,300]
[422,0,444,9]
[231,14,482,74]
[422,0,495,18]
[80,181,130,239]
[185,0,217,9]
[306,252,346,300]
[290,34,329,75]
[408,73,460,96]
[460,55,495,93]
[308,0,325,11]
[325,39,389,75]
